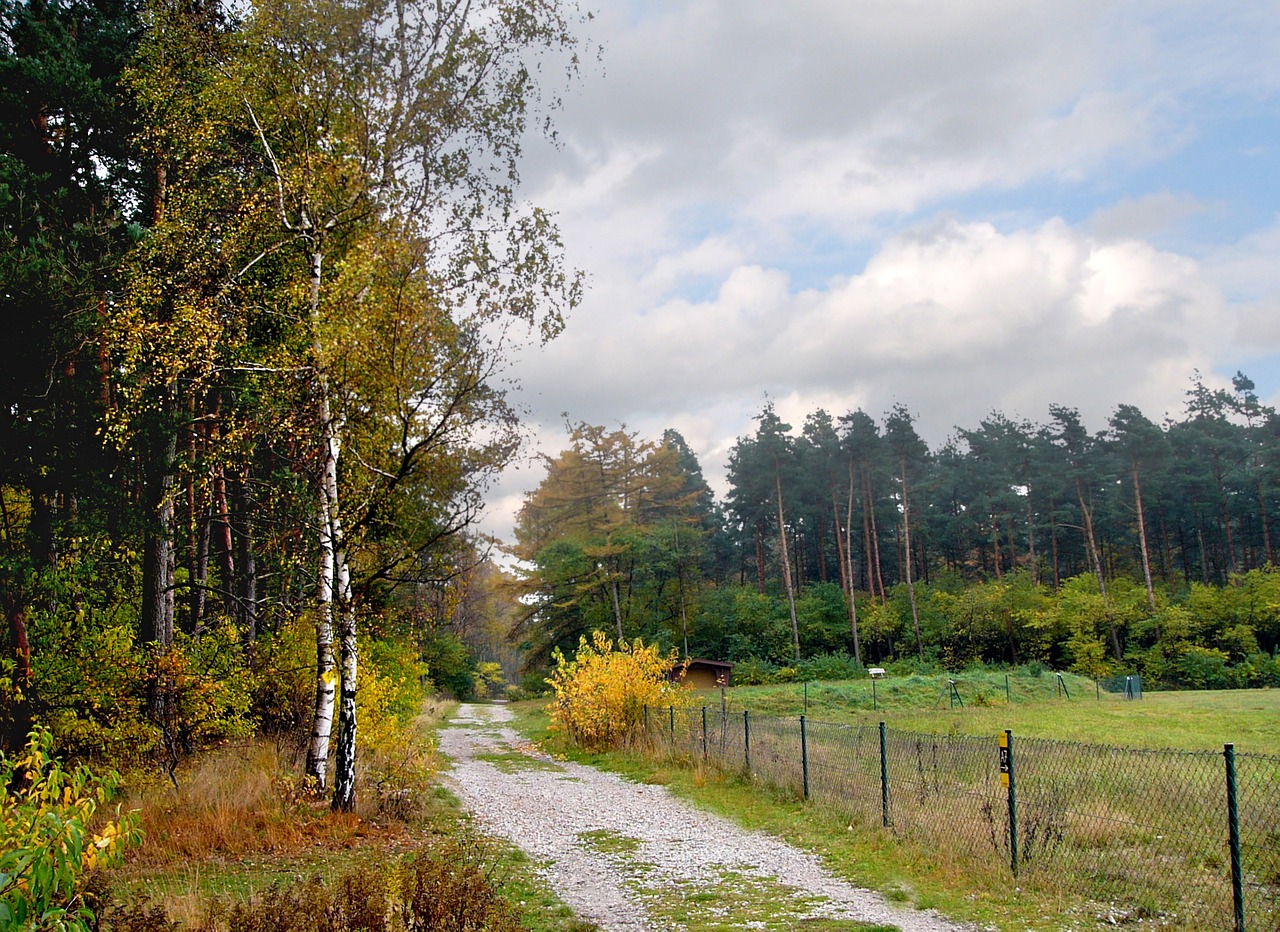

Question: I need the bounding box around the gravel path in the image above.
[438,703,975,931]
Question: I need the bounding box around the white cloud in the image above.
[477,1,1280,544]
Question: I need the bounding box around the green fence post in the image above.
[644,704,649,733]
[1225,743,1245,932]
[879,720,890,827]
[744,710,751,773]
[669,705,675,746]
[701,706,708,760]
[800,714,810,800]
[1003,729,1018,876]
[1005,673,1011,704]
[872,677,878,711]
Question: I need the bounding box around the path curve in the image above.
[438,703,976,931]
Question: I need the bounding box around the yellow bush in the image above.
[548,631,687,751]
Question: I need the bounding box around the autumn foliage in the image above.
[548,631,688,751]
[0,728,140,929]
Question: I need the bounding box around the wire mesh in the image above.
[1234,752,1280,929]
[634,703,1279,930]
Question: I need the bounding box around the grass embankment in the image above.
[510,681,1280,931]
[705,671,1280,754]
[102,699,593,932]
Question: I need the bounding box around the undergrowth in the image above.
[95,697,589,931]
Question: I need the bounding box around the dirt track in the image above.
[438,703,976,931]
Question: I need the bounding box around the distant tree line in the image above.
[511,376,1280,690]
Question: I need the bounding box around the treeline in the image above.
[0,0,587,802]
[511,381,1280,690]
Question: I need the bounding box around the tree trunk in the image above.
[991,516,1003,581]
[754,524,767,594]
[1075,478,1121,661]
[899,461,923,660]
[306,247,339,792]
[235,474,258,659]
[837,485,861,666]
[1255,469,1274,566]
[141,423,177,648]
[775,473,801,661]
[1212,453,1236,575]
[331,548,358,812]
[1,589,32,751]
[609,563,624,640]
[864,471,885,601]
[1026,491,1038,587]
[214,467,235,614]
[1131,458,1156,611]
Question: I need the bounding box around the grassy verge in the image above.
[100,698,594,932]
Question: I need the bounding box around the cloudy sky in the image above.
[481,0,1280,543]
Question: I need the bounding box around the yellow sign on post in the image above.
[998,731,1011,788]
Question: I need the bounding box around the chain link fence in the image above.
[638,704,1279,930]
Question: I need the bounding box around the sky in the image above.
[479,0,1280,545]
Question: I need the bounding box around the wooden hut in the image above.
[670,658,733,689]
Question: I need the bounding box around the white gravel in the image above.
[439,703,976,931]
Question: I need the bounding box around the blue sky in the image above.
[480,0,1280,542]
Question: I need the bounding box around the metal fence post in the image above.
[879,720,890,827]
[643,704,649,733]
[743,709,751,773]
[800,714,809,800]
[1004,729,1018,876]
[701,706,708,759]
[1225,743,1245,932]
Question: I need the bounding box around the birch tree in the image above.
[234,0,586,808]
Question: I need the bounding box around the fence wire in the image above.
[638,705,1279,931]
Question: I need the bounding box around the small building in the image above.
[670,658,734,689]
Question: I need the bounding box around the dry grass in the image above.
[108,699,450,924]
[125,741,381,868]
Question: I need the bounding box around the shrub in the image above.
[548,631,687,751]
[0,728,141,930]
[1230,653,1280,689]
[1169,645,1232,690]
[795,651,864,682]
[729,656,778,686]
[510,669,553,699]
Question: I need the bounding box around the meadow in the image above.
[703,671,1280,754]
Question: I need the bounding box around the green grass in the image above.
[571,816,896,930]
[698,677,1280,754]
[476,749,567,773]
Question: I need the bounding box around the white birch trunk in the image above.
[331,545,358,811]
[306,248,339,791]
